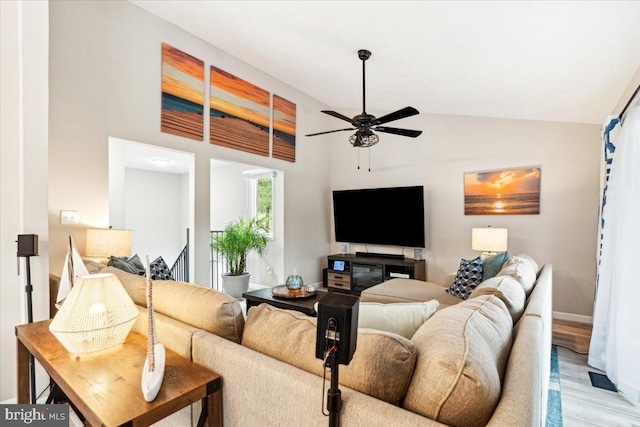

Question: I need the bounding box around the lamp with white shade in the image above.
[85,228,132,263]
[49,273,139,356]
[471,226,508,257]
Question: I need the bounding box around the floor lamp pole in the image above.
[17,234,38,404]
[23,255,36,404]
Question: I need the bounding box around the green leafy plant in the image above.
[210,217,269,276]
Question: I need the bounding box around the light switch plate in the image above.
[60,210,79,225]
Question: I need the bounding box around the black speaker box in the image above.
[316,292,359,365]
[17,234,38,257]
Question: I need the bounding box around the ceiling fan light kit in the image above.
[306,49,423,152]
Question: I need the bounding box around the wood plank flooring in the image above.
[557,342,640,426]
[553,318,592,354]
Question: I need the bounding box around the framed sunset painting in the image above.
[209,66,270,156]
[464,167,541,215]
[161,43,204,141]
[272,95,296,162]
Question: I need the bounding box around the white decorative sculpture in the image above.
[141,256,165,402]
[56,236,89,307]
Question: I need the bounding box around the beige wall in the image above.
[328,111,601,318]
[48,0,332,285]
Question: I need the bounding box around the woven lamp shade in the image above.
[49,273,139,354]
[471,227,508,253]
[85,228,132,258]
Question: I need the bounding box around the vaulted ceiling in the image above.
[131,1,640,125]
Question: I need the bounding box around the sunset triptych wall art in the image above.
[464,167,541,215]
[209,66,270,156]
[160,43,204,141]
[272,95,296,162]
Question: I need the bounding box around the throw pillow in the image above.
[358,300,440,339]
[314,300,440,340]
[108,254,145,276]
[481,251,509,280]
[447,257,483,300]
[149,256,173,280]
[497,260,537,296]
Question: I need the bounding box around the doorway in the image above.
[108,137,195,280]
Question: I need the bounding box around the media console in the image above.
[325,253,426,296]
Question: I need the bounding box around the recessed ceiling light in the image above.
[151,158,170,167]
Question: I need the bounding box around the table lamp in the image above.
[85,228,133,264]
[49,273,139,356]
[471,226,508,257]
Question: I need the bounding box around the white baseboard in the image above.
[553,311,593,324]
[1,398,17,404]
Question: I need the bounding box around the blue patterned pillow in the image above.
[447,257,483,300]
[149,256,174,281]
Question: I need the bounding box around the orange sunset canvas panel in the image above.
[210,66,270,156]
[464,167,541,215]
[272,95,296,162]
[161,43,204,141]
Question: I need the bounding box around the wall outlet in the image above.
[60,210,79,225]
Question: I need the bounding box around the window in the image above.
[244,169,275,238]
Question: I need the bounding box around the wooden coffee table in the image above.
[243,287,328,316]
[16,319,222,427]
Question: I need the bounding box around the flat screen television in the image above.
[333,186,425,248]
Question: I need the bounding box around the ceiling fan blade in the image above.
[374,126,422,138]
[321,110,356,124]
[372,107,419,125]
[305,128,354,137]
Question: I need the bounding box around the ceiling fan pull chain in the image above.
[357,148,360,170]
[368,148,371,172]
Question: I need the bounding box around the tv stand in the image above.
[355,252,405,260]
[325,253,426,296]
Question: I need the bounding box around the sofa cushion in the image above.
[361,278,462,308]
[481,252,509,280]
[241,304,417,404]
[403,294,513,427]
[447,257,483,299]
[358,300,440,340]
[497,258,537,296]
[469,275,526,323]
[101,267,244,343]
[514,253,539,275]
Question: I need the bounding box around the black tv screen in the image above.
[333,186,425,248]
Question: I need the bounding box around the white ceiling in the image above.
[124,141,192,174]
[131,1,640,125]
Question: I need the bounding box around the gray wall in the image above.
[48,0,332,285]
[328,111,601,318]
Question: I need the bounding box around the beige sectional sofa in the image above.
[65,257,551,427]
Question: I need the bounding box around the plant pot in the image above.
[221,272,251,298]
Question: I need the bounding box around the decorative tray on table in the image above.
[271,285,317,299]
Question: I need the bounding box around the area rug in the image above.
[546,345,564,427]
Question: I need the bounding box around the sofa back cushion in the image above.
[497,258,537,296]
[403,294,513,427]
[241,304,417,404]
[469,275,526,323]
[102,267,244,343]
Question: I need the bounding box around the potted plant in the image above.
[210,216,269,298]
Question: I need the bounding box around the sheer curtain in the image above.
[589,96,640,404]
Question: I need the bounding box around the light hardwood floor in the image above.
[556,339,640,426]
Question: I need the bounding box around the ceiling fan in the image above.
[305,49,422,148]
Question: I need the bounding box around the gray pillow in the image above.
[482,251,509,280]
[108,254,145,276]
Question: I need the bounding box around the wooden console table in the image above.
[16,319,222,427]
